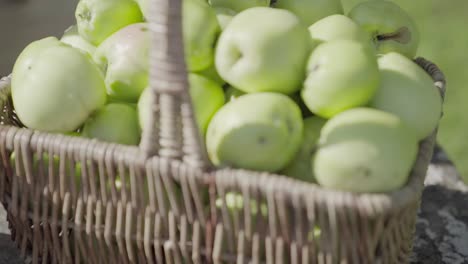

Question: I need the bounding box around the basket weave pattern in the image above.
[0,0,446,262]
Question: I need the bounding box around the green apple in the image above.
[135,0,221,72]
[94,23,149,103]
[10,152,83,190]
[314,108,418,193]
[308,14,371,48]
[208,0,270,13]
[370,53,442,140]
[60,25,96,55]
[216,192,268,217]
[194,63,225,86]
[188,74,225,135]
[301,39,380,118]
[82,103,140,145]
[138,74,225,135]
[11,37,106,133]
[216,7,311,94]
[348,0,419,58]
[183,0,221,72]
[273,0,343,27]
[206,92,303,172]
[75,0,143,45]
[224,86,245,102]
[281,116,326,182]
[214,7,237,30]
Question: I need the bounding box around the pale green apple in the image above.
[314,108,418,193]
[224,86,245,102]
[301,39,380,118]
[137,87,154,133]
[370,52,442,140]
[273,0,343,27]
[208,0,270,13]
[348,0,419,58]
[281,116,326,182]
[206,92,303,172]
[94,23,149,103]
[183,0,221,72]
[216,7,311,94]
[82,103,140,145]
[60,25,96,55]
[214,7,237,30]
[138,74,225,135]
[75,0,143,45]
[11,37,106,133]
[188,74,225,135]
[308,14,371,48]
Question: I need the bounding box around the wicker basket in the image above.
[0,1,446,263]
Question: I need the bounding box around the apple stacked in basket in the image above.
[9,0,442,194]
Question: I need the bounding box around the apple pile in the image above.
[9,0,442,194]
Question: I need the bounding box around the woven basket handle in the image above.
[139,0,212,170]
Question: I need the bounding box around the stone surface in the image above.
[0,206,23,264]
[410,145,468,264]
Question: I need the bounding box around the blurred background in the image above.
[0,0,76,75]
[0,0,467,181]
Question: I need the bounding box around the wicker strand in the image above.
[141,0,211,170]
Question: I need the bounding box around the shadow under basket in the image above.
[0,2,446,259]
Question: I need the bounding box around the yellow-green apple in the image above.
[208,0,270,13]
[60,25,96,55]
[82,103,140,145]
[281,116,326,182]
[216,192,268,217]
[138,74,225,135]
[308,14,371,48]
[273,0,343,27]
[188,74,225,135]
[314,108,418,193]
[75,0,143,45]
[194,63,225,86]
[370,52,442,140]
[301,39,379,118]
[215,7,311,94]
[94,23,149,103]
[135,0,149,19]
[11,37,106,133]
[206,92,303,172]
[183,0,221,72]
[348,0,419,58]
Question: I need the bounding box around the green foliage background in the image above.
[343,0,468,181]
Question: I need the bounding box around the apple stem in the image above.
[376,27,411,44]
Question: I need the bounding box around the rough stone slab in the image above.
[0,205,23,264]
[411,184,468,264]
